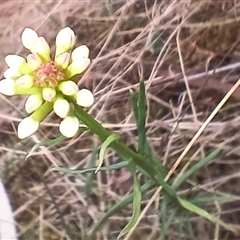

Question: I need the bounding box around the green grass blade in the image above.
[52,161,129,174]
[173,148,221,190]
[177,197,237,233]
[118,161,142,238]
[130,89,139,122]
[88,182,154,238]
[137,80,147,154]
[96,133,121,173]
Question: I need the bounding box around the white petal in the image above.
[16,75,34,88]
[59,116,79,138]
[17,117,40,139]
[3,68,22,80]
[53,98,70,118]
[0,79,15,96]
[5,55,26,70]
[25,94,43,114]
[71,45,89,61]
[22,28,39,49]
[42,88,56,102]
[76,89,94,107]
[58,81,78,96]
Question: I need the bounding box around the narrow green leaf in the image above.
[52,161,128,174]
[96,133,121,173]
[118,161,142,238]
[26,126,88,160]
[26,135,67,159]
[178,197,237,233]
[130,89,139,122]
[137,80,147,154]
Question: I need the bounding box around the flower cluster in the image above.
[0,27,94,139]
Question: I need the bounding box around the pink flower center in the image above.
[34,61,65,88]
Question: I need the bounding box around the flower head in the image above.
[0,27,94,139]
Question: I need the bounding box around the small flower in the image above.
[0,27,94,138]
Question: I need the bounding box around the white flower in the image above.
[59,115,79,138]
[25,93,43,114]
[1,27,94,139]
[76,89,94,107]
[17,116,40,139]
[53,98,70,118]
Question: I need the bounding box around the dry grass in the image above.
[1,0,240,239]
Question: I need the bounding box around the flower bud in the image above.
[21,28,39,50]
[42,88,56,102]
[34,37,51,61]
[17,116,40,139]
[3,68,22,80]
[27,54,43,70]
[53,97,70,118]
[55,27,76,57]
[71,45,89,61]
[25,93,43,114]
[0,79,15,96]
[5,55,32,74]
[55,52,70,69]
[65,58,90,78]
[59,115,79,138]
[76,89,94,107]
[58,81,78,96]
[16,75,34,88]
